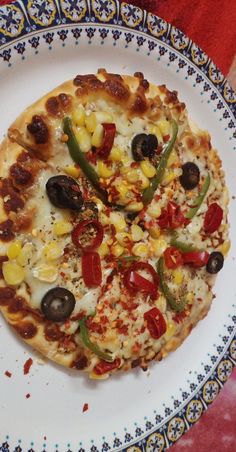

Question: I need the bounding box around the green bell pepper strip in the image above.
[156,257,187,312]
[170,238,198,253]
[78,318,114,362]
[63,117,100,187]
[142,119,178,205]
[185,173,210,219]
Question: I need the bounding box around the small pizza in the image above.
[0,70,229,378]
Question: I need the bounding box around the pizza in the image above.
[0,70,229,379]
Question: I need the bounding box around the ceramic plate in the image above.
[0,1,236,451]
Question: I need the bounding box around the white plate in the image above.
[0,1,236,451]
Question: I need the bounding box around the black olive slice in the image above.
[41,287,76,322]
[179,162,200,190]
[46,175,83,210]
[206,252,224,274]
[131,133,158,161]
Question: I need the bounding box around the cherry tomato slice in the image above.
[164,246,183,269]
[71,219,104,251]
[182,251,209,267]
[204,203,223,234]
[82,252,102,287]
[144,307,166,339]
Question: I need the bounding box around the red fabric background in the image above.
[126,0,236,76]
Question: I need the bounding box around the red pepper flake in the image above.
[83,403,89,412]
[25,393,31,399]
[4,370,12,378]
[163,134,170,143]
[23,357,33,375]
[60,271,66,277]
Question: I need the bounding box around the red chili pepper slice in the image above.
[204,203,223,234]
[123,262,159,299]
[158,201,188,230]
[164,247,183,269]
[144,307,166,339]
[96,123,116,159]
[93,358,121,375]
[182,251,209,267]
[71,219,104,251]
[82,252,102,287]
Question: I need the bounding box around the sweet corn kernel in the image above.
[164,322,176,340]
[139,172,150,189]
[91,123,104,148]
[43,242,63,261]
[186,292,194,304]
[173,269,183,285]
[218,240,231,256]
[116,182,129,202]
[97,161,115,178]
[140,160,156,179]
[147,203,161,219]
[132,243,148,258]
[85,112,97,133]
[111,243,124,257]
[149,226,161,239]
[53,220,73,236]
[125,202,144,212]
[33,264,58,283]
[167,149,179,168]
[100,213,110,226]
[7,241,22,260]
[131,224,144,242]
[150,238,167,257]
[110,147,122,162]
[75,127,92,153]
[95,111,113,123]
[110,212,127,232]
[98,243,109,258]
[17,243,33,266]
[158,119,170,137]
[123,168,139,184]
[156,295,167,312]
[115,232,131,246]
[148,124,162,143]
[63,165,80,178]
[72,106,85,127]
[162,169,177,186]
[2,261,25,286]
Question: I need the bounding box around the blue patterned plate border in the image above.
[0,1,235,451]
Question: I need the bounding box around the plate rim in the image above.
[0,1,235,451]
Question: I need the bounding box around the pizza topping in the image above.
[46,175,83,210]
[131,133,158,161]
[164,247,183,269]
[71,355,88,370]
[204,203,223,233]
[206,252,224,274]
[157,257,187,312]
[158,201,188,229]
[71,220,104,251]
[93,358,121,375]
[123,261,159,299]
[2,261,25,286]
[82,252,102,287]
[142,119,178,204]
[41,287,75,322]
[170,238,197,253]
[27,115,49,144]
[0,178,24,213]
[185,173,210,219]
[182,251,209,268]
[144,307,166,339]
[79,317,113,362]
[96,123,116,159]
[23,357,33,375]
[179,162,200,190]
